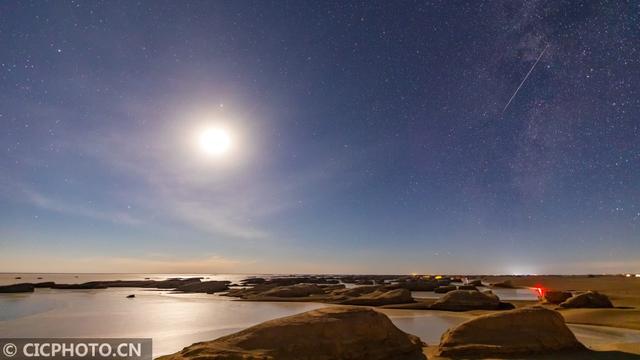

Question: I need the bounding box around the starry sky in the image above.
[1,1,639,274]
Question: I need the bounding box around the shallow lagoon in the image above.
[2,286,640,357]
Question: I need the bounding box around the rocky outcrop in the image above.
[339,275,402,285]
[436,306,585,357]
[339,288,414,306]
[248,277,340,286]
[466,279,482,286]
[559,291,614,308]
[51,282,109,289]
[490,279,517,288]
[434,285,457,294]
[330,285,381,298]
[261,284,325,297]
[240,277,266,285]
[224,285,273,298]
[157,307,425,360]
[33,282,56,288]
[430,290,502,311]
[150,278,203,289]
[0,283,35,293]
[543,290,573,304]
[396,279,437,291]
[12,278,222,292]
[174,280,230,294]
[50,279,198,289]
[225,283,344,299]
[455,285,477,291]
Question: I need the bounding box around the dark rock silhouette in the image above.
[559,291,614,308]
[436,306,585,357]
[157,307,426,360]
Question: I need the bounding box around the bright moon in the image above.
[199,127,232,156]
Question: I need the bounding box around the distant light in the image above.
[534,284,546,298]
[435,275,443,280]
[626,274,632,277]
[636,274,640,278]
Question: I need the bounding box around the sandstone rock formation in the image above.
[157,307,426,360]
[173,280,230,294]
[559,291,614,308]
[239,276,339,287]
[430,290,502,311]
[225,283,340,299]
[4,278,227,293]
[543,290,572,304]
[434,285,457,294]
[329,285,381,298]
[339,288,414,306]
[0,283,35,293]
[489,279,517,288]
[436,306,585,357]
[33,282,55,288]
[467,279,482,286]
[396,279,437,291]
[260,284,326,297]
[455,285,477,291]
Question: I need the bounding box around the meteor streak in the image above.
[502,44,549,114]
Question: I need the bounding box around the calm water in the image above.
[0,273,540,300]
[1,273,639,357]
[0,273,266,286]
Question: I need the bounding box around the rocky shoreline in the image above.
[2,274,637,359]
[156,305,620,360]
[0,274,623,312]
[0,277,231,294]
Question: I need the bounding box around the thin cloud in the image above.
[0,177,143,226]
[0,252,252,273]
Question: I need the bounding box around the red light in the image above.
[534,285,545,298]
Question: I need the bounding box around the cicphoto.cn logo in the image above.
[0,339,151,360]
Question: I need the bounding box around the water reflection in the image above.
[1,281,637,357]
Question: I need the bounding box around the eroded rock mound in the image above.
[466,279,482,286]
[544,290,572,304]
[158,306,426,360]
[430,290,502,311]
[434,285,457,294]
[224,283,343,299]
[339,288,414,306]
[397,279,437,291]
[559,291,613,308]
[455,285,477,291]
[0,283,35,293]
[174,280,230,294]
[436,306,585,357]
[489,279,517,288]
[261,284,325,297]
[330,285,382,298]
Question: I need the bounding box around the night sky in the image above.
[1,1,638,274]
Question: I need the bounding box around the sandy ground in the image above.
[389,275,640,358]
[483,275,640,306]
[481,275,640,331]
[424,345,640,359]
